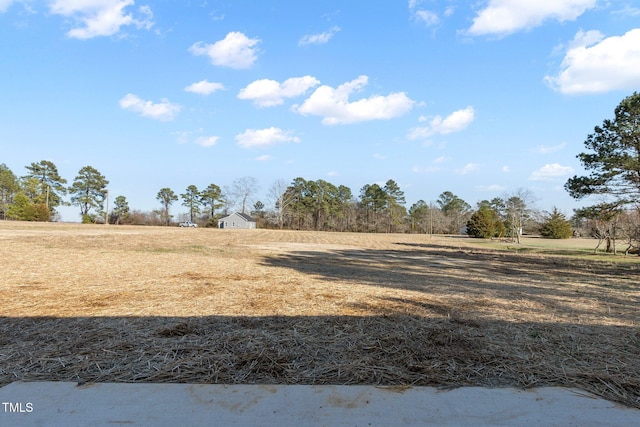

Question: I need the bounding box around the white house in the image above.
[218,212,257,229]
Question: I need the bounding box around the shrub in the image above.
[540,208,573,239]
[466,206,504,238]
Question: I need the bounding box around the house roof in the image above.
[219,212,256,222]
[236,212,256,222]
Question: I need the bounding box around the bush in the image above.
[466,206,504,238]
[540,208,573,239]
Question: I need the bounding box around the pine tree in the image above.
[466,206,504,238]
[540,208,573,239]
[69,166,109,222]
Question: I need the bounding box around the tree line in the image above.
[0,160,577,238]
[1,92,638,252]
[0,162,109,224]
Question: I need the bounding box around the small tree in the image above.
[251,201,265,217]
[574,203,622,253]
[111,195,129,225]
[539,208,573,239]
[156,188,178,226]
[466,206,504,238]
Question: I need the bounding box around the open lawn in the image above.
[1,221,639,408]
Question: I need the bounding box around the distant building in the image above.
[217,212,257,229]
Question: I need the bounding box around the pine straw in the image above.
[1,222,639,408]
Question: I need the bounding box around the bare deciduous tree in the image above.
[268,179,296,229]
[229,176,258,214]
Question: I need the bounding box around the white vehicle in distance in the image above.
[179,221,198,228]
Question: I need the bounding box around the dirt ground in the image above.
[1,221,639,408]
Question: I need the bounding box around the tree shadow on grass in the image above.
[259,245,640,321]
[1,314,639,408]
[2,243,639,408]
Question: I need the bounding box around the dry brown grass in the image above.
[1,221,639,407]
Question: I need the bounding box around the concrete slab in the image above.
[1,382,638,427]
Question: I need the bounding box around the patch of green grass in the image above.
[464,237,639,263]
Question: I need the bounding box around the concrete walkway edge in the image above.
[1,382,639,426]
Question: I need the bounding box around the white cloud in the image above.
[544,29,640,94]
[0,0,16,13]
[189,31,260,69]
[467,0,596,37]
[409,1,440,27]
[407,106,475,140]
[529,163,574,181]
[433,156,448,163]
[502,165,511,172]
[455,163,479,175]
[49,0,154,39]
[238,76,320,107]
[299,26,341,46]
[255,155,271,162]
[119,93,181,121]
[235,127,300,149]
[327,171,339,177]
[195,136,219,147]
[185,80,225,96]
[373,153,387,160]
[533,142,566,154]
[414,10,439,26]
[612,5,640,17]
[293,75,414,125]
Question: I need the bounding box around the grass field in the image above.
[1,221,639,408]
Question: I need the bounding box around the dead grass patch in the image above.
[0,221,638,408]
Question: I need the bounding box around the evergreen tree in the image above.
[251,201,265,218]
[359,183,387,232]
[6,192,49,221]
[156,188,178,226]
[0,164,19,220]
[181,185,201,222]
[409,200,430,233]
[437,191,471,234]
[566,92,640,206]
[466,206,504,238]
[111,195,129,225]
[201,183,224,220]
[24,160,67,218]
[69,166,109,223]
[384,179,406,232]
[540,208,573,239]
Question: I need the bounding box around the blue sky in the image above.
[2,1,640,221]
